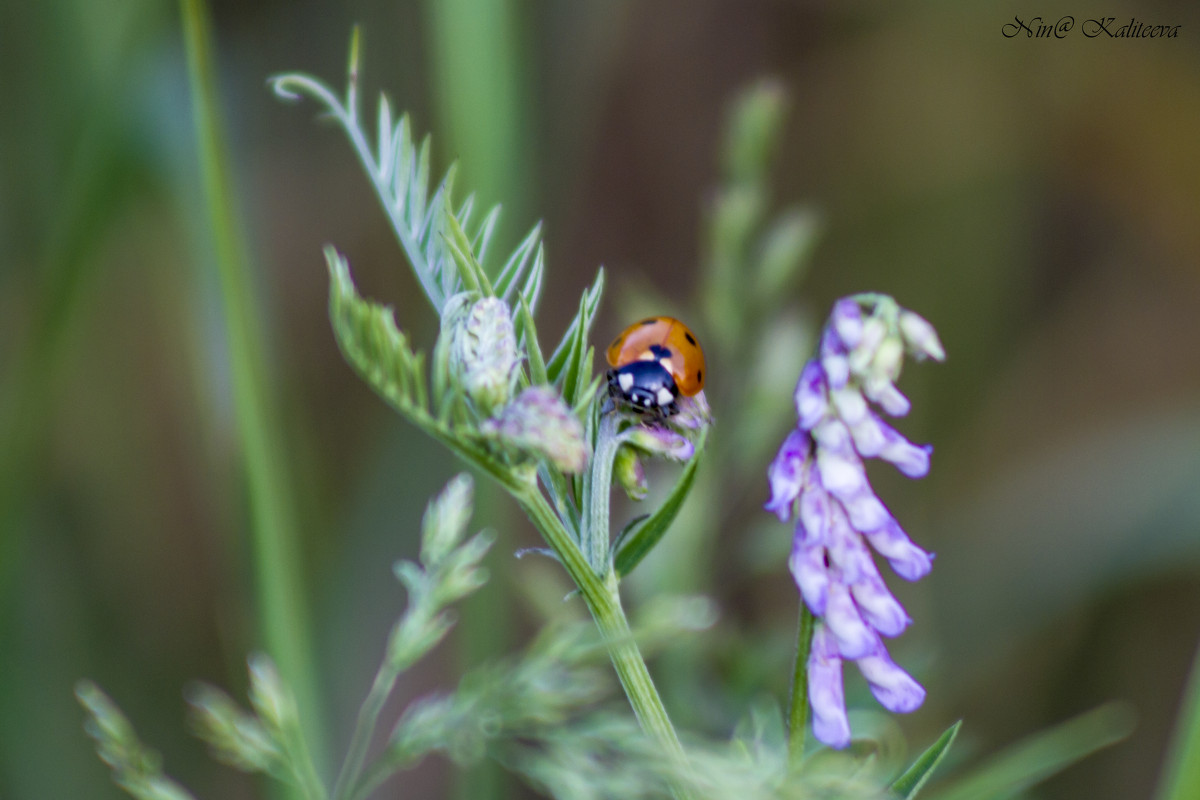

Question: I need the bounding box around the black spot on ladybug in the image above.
[640,318,657,326]
[684,332,696,346]
[696,369,702,383]
[648,344,672,359]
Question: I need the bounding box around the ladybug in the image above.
[605,316,706,417]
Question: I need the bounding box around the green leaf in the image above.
[722,78,787,185]
[751,207,820,307]
[890,720,962,799]
[1157,638,1200,800]
[613,429,706,577]
[442,204,493,296]
[924,704,1133,800]
[547,268,605,400]
[326,247,424,414]
[520,244,545,314]
[494,222,542,302]
[571,373,604,420]
[472,205,503,269]
[515,297,548,387]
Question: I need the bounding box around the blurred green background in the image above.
[2,0,1199,798]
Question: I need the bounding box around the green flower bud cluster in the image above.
[445,295,520,415]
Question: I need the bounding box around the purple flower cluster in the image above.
[766,296,944,748]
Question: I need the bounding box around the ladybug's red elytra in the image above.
[605,316,706,417]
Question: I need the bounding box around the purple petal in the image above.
[846,409,887,458]
[764,429,810,522]
[857,644,926,713]
[899,310,945,362]
[822,470,886,536]
[850,572,911,637]
[789,532,829,615]
[808,623,851,749]
[824,502,871,584]
[820,328,851,389]
[830,299,864,350]
[624,424,695,462]
[816,448,890,532]
[673,391,713,429]
[862,518,934,581]
[877,422,932,478]
[797,482,831,546]
[812,417,854,455]
[830,387,869,426]
[863,376,911,417]
[825,582,878,660]
[794,361,828,430]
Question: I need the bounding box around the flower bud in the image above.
[247,655,297,734]
[614,446,648,501]
[449,297,519,414]
[623,424,695,462]
[870,337,905,383]
[482,387,589,473]
[898,310,945,361]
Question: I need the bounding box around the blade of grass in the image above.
[925,704,1133,800]
[180,0,326,786]
[1156,639,1200,800]
[891,720,962,798]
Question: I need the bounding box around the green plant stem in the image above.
[788,598,815,768]
[180,0,326,785]
[332,660,400,800]
[581,413,622,571]
[513,484,691,789]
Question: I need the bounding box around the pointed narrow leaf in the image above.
[573,345,595,408]
[521,244,545,315]
[516,297,548,386]
[547,268,604,383]
[377,95,395,180]
[442,206,493,296]
[473,205,503,270]
[392,114,413,216]
[614,430,706,576]
[457,192,476,230]
[571,373,603,419]
[494,222,542,301]
[411,134,432,225]
[890,721,961,799]
[926,705,1133,800]
[752,207,819,295]
[558,290,592,408]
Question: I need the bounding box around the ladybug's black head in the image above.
[607,360,679,417]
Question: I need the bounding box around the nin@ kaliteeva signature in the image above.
[1002,15,1181,39]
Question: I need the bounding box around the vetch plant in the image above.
[766,296,943,751]
[78,24,1137,800]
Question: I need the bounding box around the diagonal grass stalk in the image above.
[179,0,327,789]
[1157,639,1200,800]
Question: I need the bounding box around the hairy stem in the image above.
[514,484,692,796]
[581,413,622,571]
[788,599,815,768]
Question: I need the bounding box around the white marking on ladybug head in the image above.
[618,372,635,392]
[656,387,674,406]
[638,351,657,361]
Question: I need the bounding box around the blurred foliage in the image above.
[3,0,1200,798]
